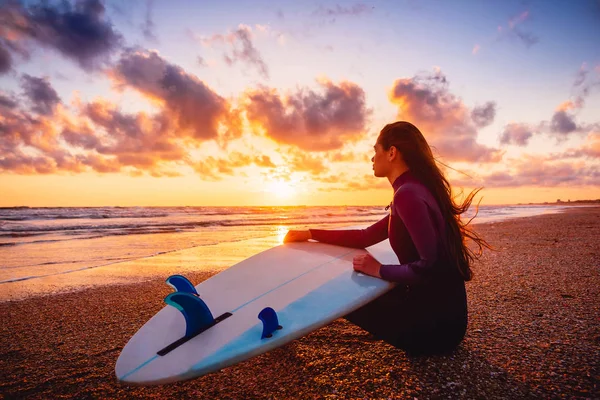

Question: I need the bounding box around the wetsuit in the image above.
[309,171,467,355]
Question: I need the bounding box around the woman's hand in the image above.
[283,229,312,243]
[352,254,382,278]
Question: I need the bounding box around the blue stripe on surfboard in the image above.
[118,248,358,382]
[187,270,393,376]
[119,355,159,381]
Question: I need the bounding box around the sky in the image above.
[0,0,599,207]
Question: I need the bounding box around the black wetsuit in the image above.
[309,171,468,355]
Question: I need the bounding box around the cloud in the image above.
[243,79,371,152]
[223,26,269,80]
[500,10,539,48]
[313,172,389,192]
[499,123,534,146]
[0,0,123,70]
[0,91,188,175]
[345,174,390,191]
[547,104,597,142]
[552,131,600,159]
[508,157,598,187]
[456,156,599,188]
[0,42,12,74]
[110,49,233,141]
[76,99,187,169]
[500,64,600,145]
[500,106,596,146]
[327,151,366,163]
[573,63,589,87]
[80,153,122,173]
[570,62,600,108]
[61,126,100,150]
[195,25,269,80]
[141,0,157,42]
[549,110,578,135]
[0,92,18,109]
[471,101,496,128]
[472,44,480,55]
[0,151,60,174]
[1,80,265,177]
[388,69,503,162]
[284,151,327,175]
[546,63,600,140]
[62,98,275,177]
[312,3,372,18]
[190,152,276,180]
[21,74,61,115]
[0,94,60,155]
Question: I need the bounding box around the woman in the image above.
[284,121,490,355]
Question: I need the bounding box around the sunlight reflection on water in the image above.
[275,225,288,245]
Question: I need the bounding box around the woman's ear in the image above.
[388,145,398,161]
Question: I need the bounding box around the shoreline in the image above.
[0,206,598,398]
[0,204,575,303]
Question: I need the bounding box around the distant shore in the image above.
[516,199,600,206]
[0,206,598,399]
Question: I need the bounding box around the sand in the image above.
[0,206,598,399]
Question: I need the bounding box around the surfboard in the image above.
[115,239,398,385]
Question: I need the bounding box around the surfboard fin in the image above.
[158,293,232,356]
[166,274,199,295]
[164,292,214,337]
[258,307,283,339]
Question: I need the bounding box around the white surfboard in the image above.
[115,239,398,385]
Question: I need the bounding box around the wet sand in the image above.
[1,206,598,399]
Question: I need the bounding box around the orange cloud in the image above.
[552,131,600,159]
[190,152,276,181]
[499,123,535,146]
[556,101,576,112]
[77,99,188,169]
[0,90,61,155]
[454,154,598,189]
[313,172,388,192]
[326,151,366,163]
[283,151,327,175]
[110,49,235,141]
[388,69,503,162]
[243,79,371,151]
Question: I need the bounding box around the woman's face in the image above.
[371,142,390,178]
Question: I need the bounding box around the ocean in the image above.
[0,205,566,301]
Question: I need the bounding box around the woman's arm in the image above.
[308,215,389,248]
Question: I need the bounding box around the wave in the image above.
[0,216,382,246]
[0,212,172,221]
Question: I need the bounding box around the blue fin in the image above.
[166,274,198,295]
[164,292,214,337]
[258,307,283,339]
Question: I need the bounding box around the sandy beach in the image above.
[1,206,598,399]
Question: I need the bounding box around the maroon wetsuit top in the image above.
[310,170,449,284]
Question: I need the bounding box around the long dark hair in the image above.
[377,121,491,281]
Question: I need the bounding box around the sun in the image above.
[266,179,296,199]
